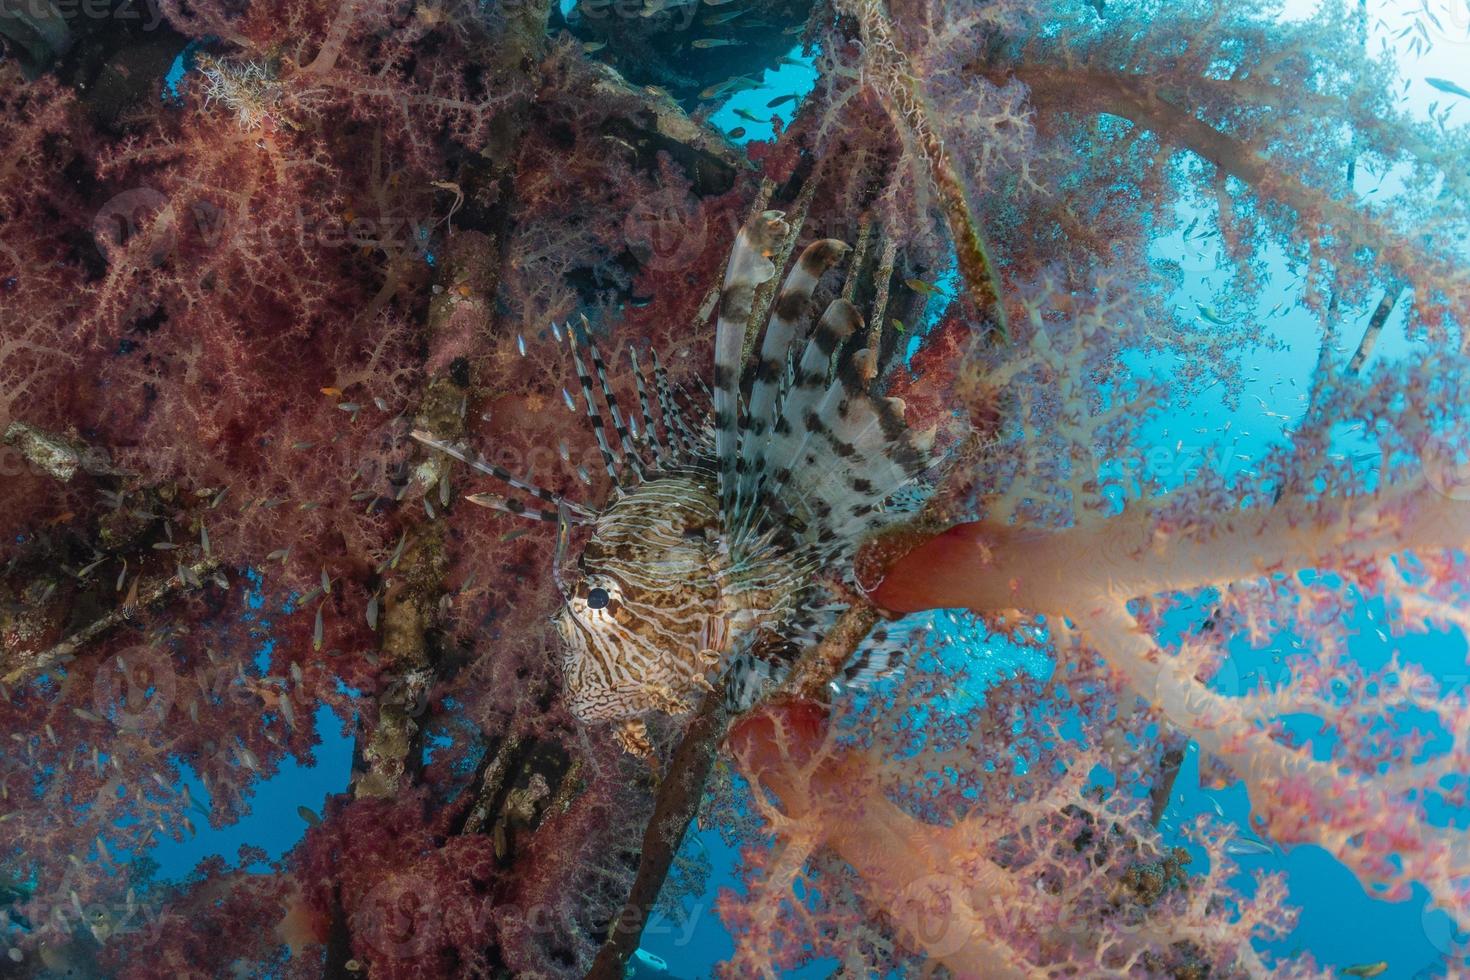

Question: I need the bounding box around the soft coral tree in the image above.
[1,0,1467,975]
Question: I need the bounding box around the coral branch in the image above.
[999,62,1469,333]
[871,474,1470,616]
[584,686,729,980]
[1078,602,1470,925]
[2,557,222,685]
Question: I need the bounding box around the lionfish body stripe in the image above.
[415,210,936,754]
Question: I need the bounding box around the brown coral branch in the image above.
[1000,64,1467,328]
[584,684,729,980]
[840,0,1008,339]
[1348,282,1403,373]
[2,557,222,686]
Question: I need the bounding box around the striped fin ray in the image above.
[465,492,588,524]
[786,354,927,519]
[574,318,646,479]
[714,210,789,518]
[411,429,594,519]
[650,349,698,458]
[749,298,863,520]
[734,237,849,527]
[628,348,666,461]
[562,322,624,481]
[721,619,919,710]
[797,352,934,557]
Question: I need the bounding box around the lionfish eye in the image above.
[587,587,610,610]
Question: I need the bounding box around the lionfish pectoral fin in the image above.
[723,649,788,712]
[734,237,850,522]
[714,210,789,517]
[721,618,915,712]
[753,304,933,558]
[838,622,918,687]
[613,718,655,759]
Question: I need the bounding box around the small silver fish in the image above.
[1222,835,1274,857]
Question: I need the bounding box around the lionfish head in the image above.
[552,471,728,724]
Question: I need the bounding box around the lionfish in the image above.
[414,211,935,755]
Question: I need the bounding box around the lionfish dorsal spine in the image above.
[563,321,626,482]
[575,321,646,480]
[409,429,593,521]
[649,348,698,458]
[627,348,667,462]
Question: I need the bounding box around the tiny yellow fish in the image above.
[320,386,343,397]
[692,37,742,48]
[700,76,758,99]
[298,805,321,826]
[702,9,744,24]
[905,277,948,297]
[1341,963,1387,979]
[582,40,606,53]
[732,107,764,122]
